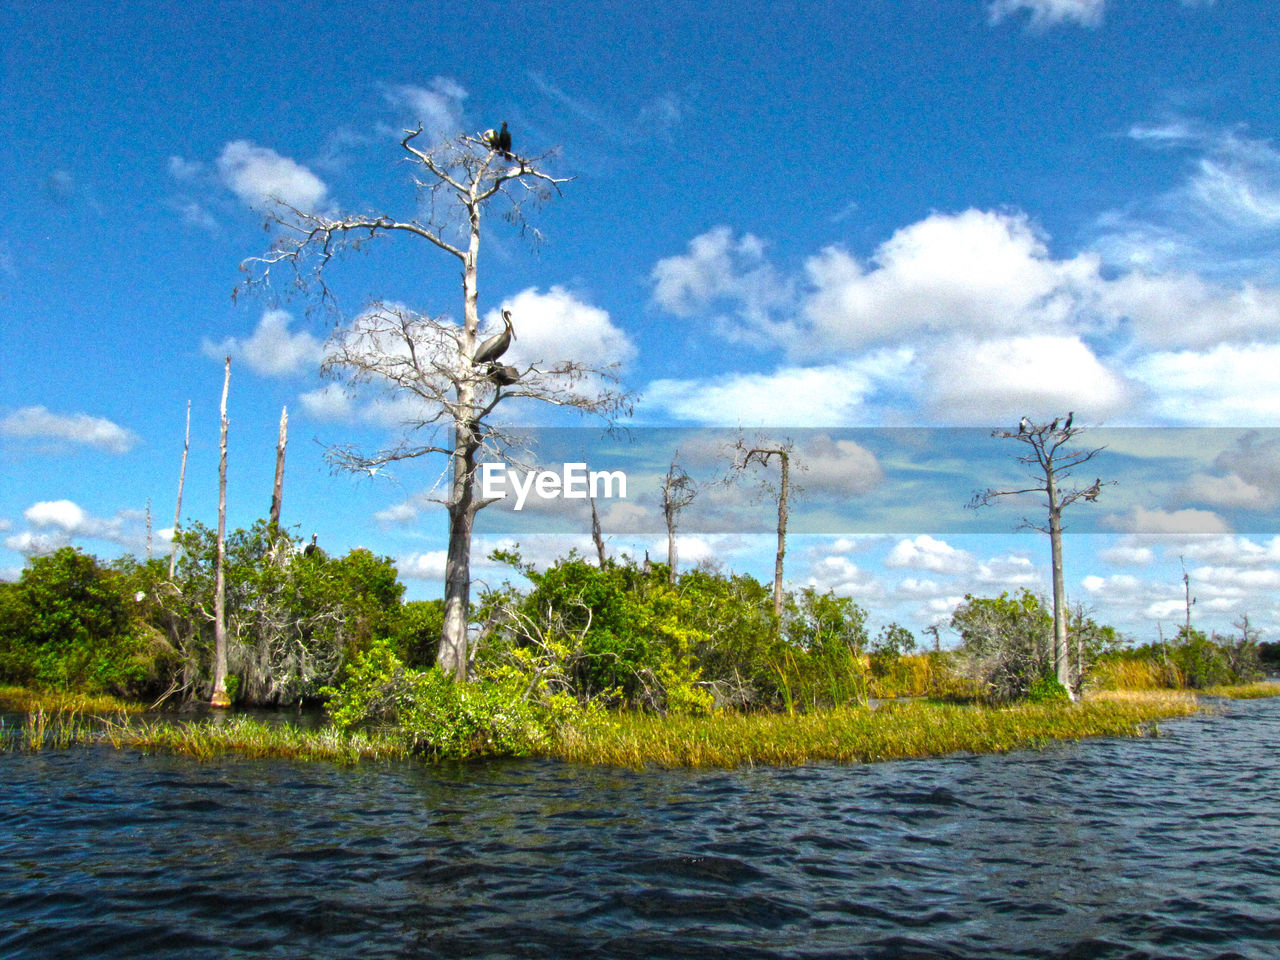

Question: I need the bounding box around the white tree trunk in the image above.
[211,358,232,708]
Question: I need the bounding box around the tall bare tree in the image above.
[730,436,797,619]
[211,357,232,707]
[661,453,697,584]
[168,399,191,580]
[969,414,1111,695]
[242,126,630,680]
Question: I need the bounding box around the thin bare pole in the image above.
[168,400,191,579]
[269,405,288,533]
[211,358,231,708]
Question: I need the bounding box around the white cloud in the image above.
[802,211,1099,354]
[25,499,87,531]
[299,383,355,422]
[924,335,1131,423]
[1096,272,1280,349]
[1098,542,1156,566]
[976,553,1040,586]
[1104,505,1231,534]
[650,227,794,346]
[1,406,139,454]
[216,140,328,212]
[384,78,468,138]
[1129,344,1280,425]
[805,555,881,598]
[885,535,973,575]
[644,352,913,426]
[988,0,1105,28]
[496,286,636,373]
[203,309,325,378]
[398,550,448,581]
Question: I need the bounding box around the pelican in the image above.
[487,363,520,386]
[303,533,318,557]
[473,309,515,365]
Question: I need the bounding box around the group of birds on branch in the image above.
[481,121,513,160]
[1017,411,1074,436]
[473,308,520,386]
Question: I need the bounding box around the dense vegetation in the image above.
[1,534,1271,765]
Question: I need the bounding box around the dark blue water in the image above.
[3,699,1278,959]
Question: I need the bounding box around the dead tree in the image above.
[241,126,630,680]
[211,357,232,708]
[168,400,190,580]
[661,453,697,584]
[969,414,1111,696]
[269,405,288,534]
[730,436,798,619]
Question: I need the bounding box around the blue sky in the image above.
[3,0,1280,643]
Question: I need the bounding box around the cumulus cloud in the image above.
[495,286,637,373]
[203,309,325,378]
[1,406,139,454]
[644,352,913,426]
[650,227,794,346]
[383,78,468,138]
[6,500,141,556]
[217,140,328,212]
[1104,505,1231,534]
[1129,344,1280,425]
[924,335,1131,423]
[1098,541,1156,566]
[805,555,881,598]
[885,535,974,575]
[299,383,355,422]
[802,211,1099,355]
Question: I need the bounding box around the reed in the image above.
[110,716,412,763]
[1198,681,1280,699]
[547,691,1200,769]
[1088,658,1183,691]
[0,684,145,716]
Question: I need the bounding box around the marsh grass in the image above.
[0,684,144,716]
[0,689,1209,768]
[547,692,1201,769]
[1198,681,1280,699]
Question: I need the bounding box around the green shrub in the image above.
[1026,675,1070,703]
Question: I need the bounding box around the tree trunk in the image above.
[664,497,678,585]
[1046,469,1072,697]
[211,358,232,708]
[590,491,608,567]
[773,452,790,619]
[168,400,190,580]
[440,417,479,680]
[269,405,288,533]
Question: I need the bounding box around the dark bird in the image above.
[473,309,515,365]
[1063,410,1074,432]
[1049,417,1060,433]
[1082,478,1101,502]
[487,362,520,386]
[1018,417,1030,434]
[497,121,512,158]
[303,533,318,557]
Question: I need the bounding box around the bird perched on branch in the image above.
[1063,411,1074,432]
[482,122,513,159]
[303,533,318,557]
[487,363,520,386]
[1082,478,1101,502]
[1018,417,1031,434]
[473,309,515,365]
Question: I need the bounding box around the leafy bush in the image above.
[0,548,161,696]
[324,643,554,759]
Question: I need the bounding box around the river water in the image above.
[2,699,1278,959]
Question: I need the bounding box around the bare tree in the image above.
[211,357,232,708]
[269,405,288,534]
[969,414,1111,696]
[661,452,697,584]
[168,400,190,580]
[241,126,630,680]
[729,436,797,618]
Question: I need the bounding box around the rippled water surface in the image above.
[3,699,1279,959]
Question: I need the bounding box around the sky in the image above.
[3,0,1280,645]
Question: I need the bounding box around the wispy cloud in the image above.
[1,406,139,454]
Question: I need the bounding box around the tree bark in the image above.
[773,451,790,619]
[1045,467,1072,696]
[168,400,190,580]
[269,405,288,533]
[211,358,232,708]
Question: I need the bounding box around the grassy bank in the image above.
[0,684,144,716]
[547,692,1200,768]
[4,688,1207,768]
